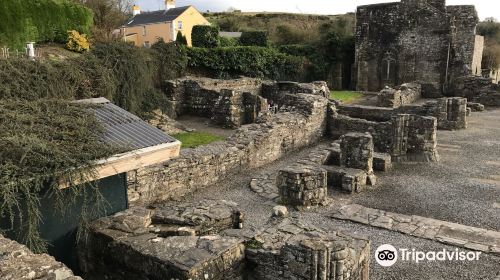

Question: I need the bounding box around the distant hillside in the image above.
[205,12,356,45]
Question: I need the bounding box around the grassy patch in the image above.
[172,131,225,148]
[330,91,364,104]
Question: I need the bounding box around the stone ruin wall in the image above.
[328,113,439,162]
[163,77,329,128]
[354,0,482,97]
[0,234,81,280]
[128,92,329,205]
[337,97,468,130]
[377,83,421,108]
[128,78,460,205]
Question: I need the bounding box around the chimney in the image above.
[165,0,175,10]
[132,5,141,16]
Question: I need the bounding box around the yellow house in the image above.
[122,1,209,47]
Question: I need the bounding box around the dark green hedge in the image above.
[239,31,268,47]
[0,0,93,50]
[192,25,219,48]
[187,46,305,80]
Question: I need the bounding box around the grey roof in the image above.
[77,98,177,150]
[125,6,191,27]
[219,31,242,38]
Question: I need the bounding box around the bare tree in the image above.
[79,0,132,41]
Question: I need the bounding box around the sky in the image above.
[136,0,498,20]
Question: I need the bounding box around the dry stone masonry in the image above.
[245,219,371,280]
[278,165,328,207]
[377,83,421,108]
[78,200,246,280]
[354,0,483,97]
[0,234,81,280]
[128,84,330,205]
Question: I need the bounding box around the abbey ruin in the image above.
[1,0,500,280]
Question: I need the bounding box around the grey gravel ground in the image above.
[352,108,500,230]
[180,109,500,280]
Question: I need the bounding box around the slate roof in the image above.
[219,31,242,38]
[125,6,191,27]
[76,98,177,150]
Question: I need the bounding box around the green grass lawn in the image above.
[330,91,364,104]
[172,131,225,148]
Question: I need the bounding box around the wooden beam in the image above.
[59,141,181,189]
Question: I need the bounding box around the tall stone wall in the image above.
[128,93,329,205]
[354,0,481,97]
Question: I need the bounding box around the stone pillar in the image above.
[339,132,374,173]
[407,115,439,162]
[278,165,327,207]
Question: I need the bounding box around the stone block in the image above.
[78,200,245,280]
[246,219,371,280]
[468,102,485,112]
[340,132,374,173]
[278,165,327,207]
[373,152,392,171]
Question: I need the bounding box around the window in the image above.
[142,26,146,36]
[178,21,183,30]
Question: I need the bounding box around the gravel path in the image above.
[352,108,500,230]
[179,109,500,279]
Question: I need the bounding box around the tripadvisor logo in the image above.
[375,244,398,267]
[375,244,481,267]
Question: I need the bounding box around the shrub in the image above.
[0,99,123,252]
[176,30,188,46]
[219,36,239,47]
[91,42,162,118]
[66,30,90,52]
[187,46,305,81]
[239,31,268,47]
[192,25,219,48]
[0,55,116,101]
[0,0,93,50]
[278,44,316,57]
[151,39,188,88]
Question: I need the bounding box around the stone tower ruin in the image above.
[353,0,484,97]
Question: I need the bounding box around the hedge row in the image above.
[187,46,305,81]
[0,0,92,50]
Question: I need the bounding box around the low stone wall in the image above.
[0,234,81,280]
[377,83,421,108]
[246,219,370,280]
[78,201,245,280]
[338,97,467,130]
[328,113,439,162]
[163,77,329,128]
[128,93,329,205]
